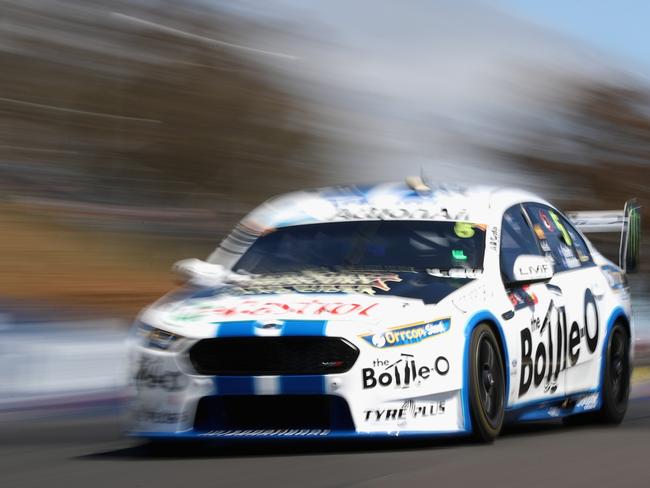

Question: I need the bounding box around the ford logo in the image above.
[255,319,284,330]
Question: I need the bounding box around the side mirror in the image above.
[508,255,554,287]
[172,258,250,287]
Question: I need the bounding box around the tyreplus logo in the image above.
[360,318,450,348]
[362,353,449,389]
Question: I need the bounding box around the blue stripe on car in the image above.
[212,320,328,395]
[280,320,327,394]
[214,376,255,395]
[216,320,256,337]
[280,320,327,336]
[280,375,326,395]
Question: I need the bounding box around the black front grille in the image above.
[188,337,359,375]
[193,395,355,432]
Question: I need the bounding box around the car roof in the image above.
[241,181,551,232]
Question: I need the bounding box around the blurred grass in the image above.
[0,202,197,317]
[632,366,650,383]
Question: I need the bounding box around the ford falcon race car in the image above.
[128,179,640,442]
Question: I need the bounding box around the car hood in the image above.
[141,269,473,338]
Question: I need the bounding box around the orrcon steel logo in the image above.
[360,318,450,348]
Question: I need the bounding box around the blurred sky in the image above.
[495,0,650,76]
[215,0,637,186]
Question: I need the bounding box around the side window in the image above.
[523,203,593,273]
[500,205,542,284]
[563,219,594,266]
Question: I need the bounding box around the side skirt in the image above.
[505,390,600,423]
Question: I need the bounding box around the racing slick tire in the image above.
[468,324,505,442]
[596,322,631,424]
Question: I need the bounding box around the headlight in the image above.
[135,321,184,350]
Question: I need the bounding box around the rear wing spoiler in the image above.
[566,199,641,273]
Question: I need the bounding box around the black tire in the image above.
[468,324,506,442]
[597,322,630,424]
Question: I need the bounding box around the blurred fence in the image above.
[0,319,128,411]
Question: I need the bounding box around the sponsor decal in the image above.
[518,289,599,397]
[575,393,599,411]
[544,379,559,394]
[454,222,475,238]
[134,409,188,424]
[211,299,379,317]
[362,353,449,390]
[508,285,538,311]
[364,399,446,424]
[550,211,572,246]
[533,224,546,240]
[628,204,641,270]
[172,298,380,321]
[559,244,580,269]
[360,318,450,348]
[451,249,468,261]
[540,211,554,231]
[510,358,518,378]
[229,270,402,296]
[134,357,188,392]
[577,251,590,262]
[170,311,205,322]
[334,205,469,221]
[199,429,330,437]
[488,226,499,252]
[547,407,561,417]
[517,262,551,280]
[452,284,491,313]
[427,268,482,278]
[545,253,556,266]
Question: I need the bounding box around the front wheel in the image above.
[468,324,505,442]
[597,323,630,423]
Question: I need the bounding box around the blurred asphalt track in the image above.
[1,313,649,487]
[1,388,649,487]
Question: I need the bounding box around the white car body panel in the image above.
[127,183,633,439]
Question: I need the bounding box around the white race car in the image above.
[128,179,640,442]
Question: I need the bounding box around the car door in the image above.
[522,203,605,396]
[500,204,565,406]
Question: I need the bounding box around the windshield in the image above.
[234,220,486,274]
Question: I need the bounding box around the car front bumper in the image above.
[128,323,469,439]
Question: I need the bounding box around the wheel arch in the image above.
[602,307,630,355]
[462,310,510,432]
[614,312,631,345]
[482,319,508,377]
[598,307,629,396]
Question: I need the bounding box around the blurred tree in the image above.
[0,0,326,314]
[0,0,323,229]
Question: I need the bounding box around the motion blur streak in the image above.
[111,12,299,60]
[0,0,648,485]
